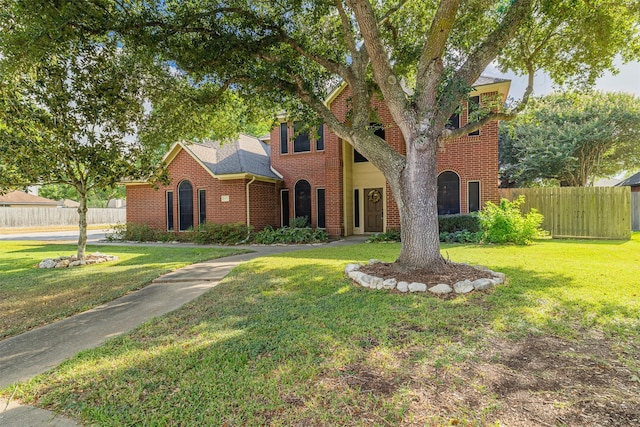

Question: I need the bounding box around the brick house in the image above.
[126,76,510,236]
[126,134,282,231]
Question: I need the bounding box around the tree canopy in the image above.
[499,91,640,187]
[2,0,639,269]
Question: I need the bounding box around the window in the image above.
[446,113,460,130]
[294,180,311,225]
[316,124,324,151]
[178,180,194,231]
[354,189,360,228]
[166,191,174,231]
[468,96,480,136]
[198,189,206,225]
[317,188,326,228]
[293,121,310,152]
[280,123,288,154]
[468,181,480,212]
[354,149,368,162]
[281,189,290,227]
[437,171,460,215]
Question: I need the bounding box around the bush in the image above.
[253,225,328,244]
[116,222,160,242]
[192,222,252,245]
[439,230,483,243]
[366,229,401,243]
[290,216,310,228]
[438,214,481,233]
[477,196,544,245]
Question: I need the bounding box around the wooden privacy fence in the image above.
[0,208,126,228]
[633,192,640,232]
[498,187,631,240]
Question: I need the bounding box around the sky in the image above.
[485,57,640,100]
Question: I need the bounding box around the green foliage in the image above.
[366,229,401,243]
[439,230,483,244]
[253,226,328,245]
[119,223,160,242]
[499,92,640,187]
[290,216,310,228]
[39,184,126,208]
[478,196,544,245]
[438,214,482,233]
[191,223,252,245]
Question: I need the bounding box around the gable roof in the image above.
[0,191,60,206]
[164,134,282,182]
[615,171,640,187]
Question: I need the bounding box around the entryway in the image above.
[364,188,383,232]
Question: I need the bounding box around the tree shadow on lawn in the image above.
[11,258,639,426]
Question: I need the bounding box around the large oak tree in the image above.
[4,0,639,269]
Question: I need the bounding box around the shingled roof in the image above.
[175,134,282,181]
[615,171,640,187]
[0,191,60,206]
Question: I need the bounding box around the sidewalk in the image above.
[0,237,366,426]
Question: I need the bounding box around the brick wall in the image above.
[126,147,278,231]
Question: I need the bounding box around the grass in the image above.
[2,235,640,425]
[0,241,245,338]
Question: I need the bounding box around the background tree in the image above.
[3,0,639,270]
[500,92,640,187]
[0,41,172,259]
[38,184,127,208]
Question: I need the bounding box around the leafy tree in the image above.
[3,0,638,270]
[500,92,640,187]
[39,184,126,208]
[0,40,172,259]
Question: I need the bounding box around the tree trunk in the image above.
[77,192,88,260]
[394,136,445,270]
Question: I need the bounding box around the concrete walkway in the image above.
[0,238,366,426]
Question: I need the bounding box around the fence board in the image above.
[0,208,125,228]
[632,192,640,231]
[498,187,631,240]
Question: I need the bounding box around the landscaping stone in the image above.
[491,271,506,282]
[408,282,427,292]
[472,278,494,290]
[382,278,397,290]
[344,263,361,273]
[396,281,409,293]
[68,260,85,268]
[39,259,56,269]
[429,284,453,294]
[359,274,375,288]
[454,280,474,294]
[370,276,384,289]
[368,259,384,265]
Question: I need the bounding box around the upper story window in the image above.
[316,124,324,151]
[280,123,288,154]
[446,113,460,130]
[293,121,310,152]
[354,123,384,163]
[467,96,480,136]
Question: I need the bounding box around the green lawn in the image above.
[3,236,640,425]
[0,242,244,338]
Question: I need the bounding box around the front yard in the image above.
[2,236,639,425]
[0,242,245,338]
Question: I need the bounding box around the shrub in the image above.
[438,214,481,233]
[105,223,126,242]
[439,230,483,244]
[253,225,328,244]
[290,216,310,228]
[118,222,160,242]
[477,196,544,245]
[192,222,252,245]
[366,229,401,243]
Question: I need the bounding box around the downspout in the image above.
[246,176,256,235]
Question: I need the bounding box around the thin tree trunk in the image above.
[395,137,445,270]
[77,192,88,260]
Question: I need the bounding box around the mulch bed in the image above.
[359,261,493,286]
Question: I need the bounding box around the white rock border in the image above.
[344,259,505,295]
[38,252,119,269]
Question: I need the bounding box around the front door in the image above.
[364,188,383,232]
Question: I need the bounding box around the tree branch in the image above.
[414,0,461,112]
[335,0,357,54]
[378,0,409,26]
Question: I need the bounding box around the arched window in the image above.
[437,171,460,215]
[178,180,194,231]
[294,180,312,226]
